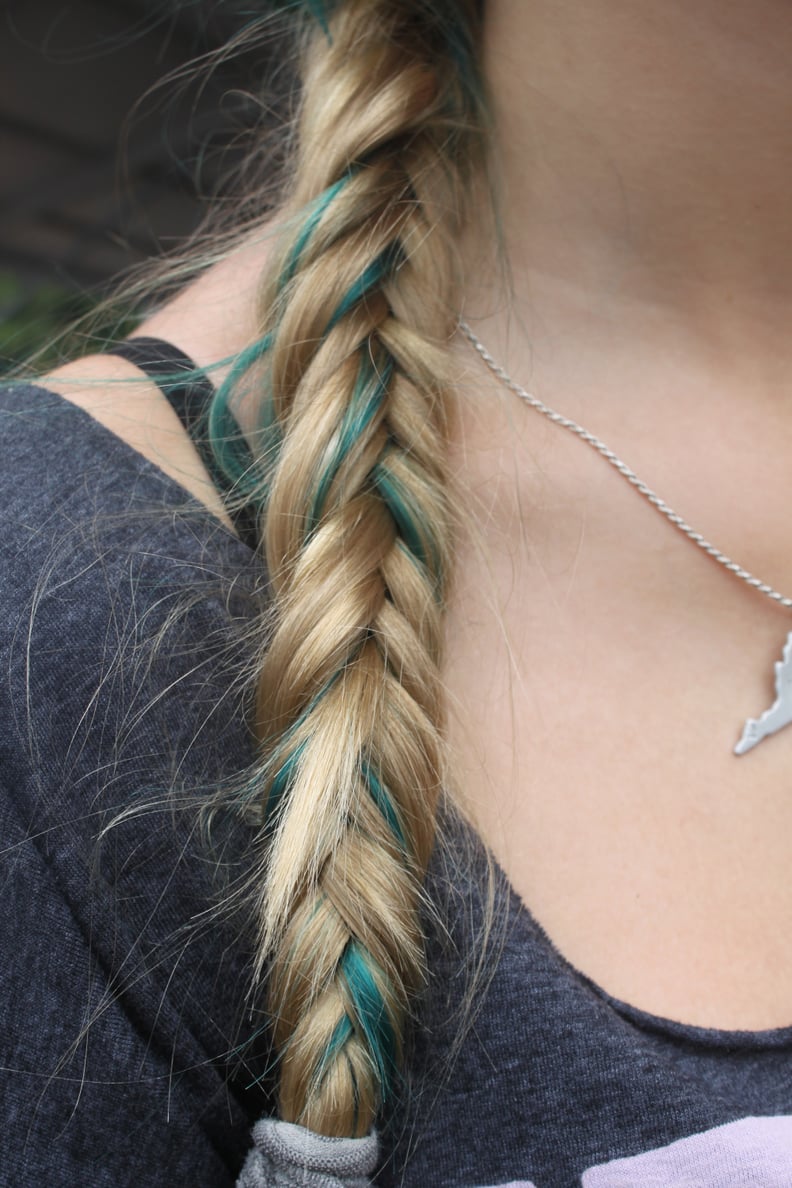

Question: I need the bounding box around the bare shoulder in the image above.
[44,351,236,529]
[43,228,277,533]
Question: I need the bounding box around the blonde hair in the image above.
[219,0,487,1137]
[42,0,489,1143]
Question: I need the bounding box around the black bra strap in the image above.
[107,336,218,465]
[106,337,259,549]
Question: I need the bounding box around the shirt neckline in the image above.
[494,852,792,1051]
[23,379,258,559]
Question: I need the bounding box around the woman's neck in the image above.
[472,0,792,370]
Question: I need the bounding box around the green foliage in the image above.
[0,272,135,375]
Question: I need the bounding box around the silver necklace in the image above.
[459,318,792,756]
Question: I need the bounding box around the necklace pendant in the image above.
[460,323,792,757]
[734,630,792,755]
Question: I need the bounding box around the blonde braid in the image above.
[250,0,484,1137]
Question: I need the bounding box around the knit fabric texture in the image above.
[237,1120,378,1187]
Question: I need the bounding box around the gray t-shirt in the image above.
[2,377,792,1187]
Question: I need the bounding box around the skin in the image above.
[48,0,792,1029]
[450,0,792,1029]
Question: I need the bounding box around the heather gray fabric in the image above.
[0,381,268,1186]
[4,377,792,1188]
[237,1120,378,1187]
[374,831,792,1187]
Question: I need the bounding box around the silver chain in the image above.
[459,318,792,611]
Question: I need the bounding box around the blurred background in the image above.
[0,0,284,370]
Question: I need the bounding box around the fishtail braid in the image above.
[247,0,485,1137]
